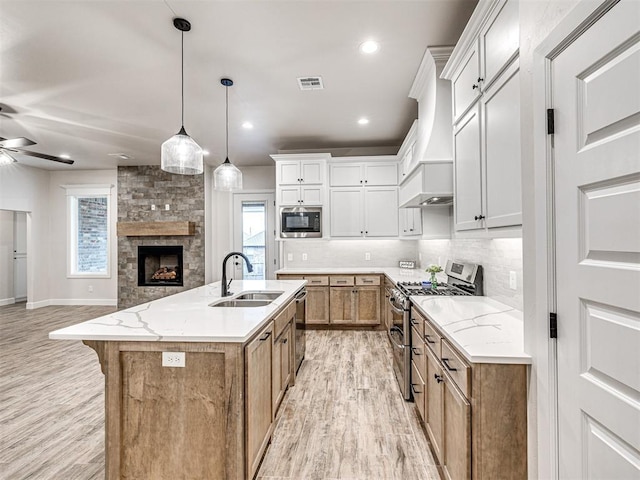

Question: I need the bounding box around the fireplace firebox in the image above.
[137,246,183,287]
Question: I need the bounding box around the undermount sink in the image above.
[210,299,273,308]
[209,291,284,308]
[235,291,283,301]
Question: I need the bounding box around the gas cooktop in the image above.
[396,281,472,296]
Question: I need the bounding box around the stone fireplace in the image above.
[117,166,205,308]
[138,245,184,287]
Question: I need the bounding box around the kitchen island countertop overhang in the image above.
[49,279,307,343]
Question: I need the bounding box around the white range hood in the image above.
[399,46,454,208]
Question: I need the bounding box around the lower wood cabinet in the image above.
[246,321,274,479]
[443,372,471,480]
[272,323,292,414]
[329,285,381,325]
[425,346,444,461]
[306,286,330,324]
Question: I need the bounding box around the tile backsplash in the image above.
[282,239,418,268]
[418,238,523,310]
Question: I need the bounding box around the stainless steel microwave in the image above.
[280,207,322,238]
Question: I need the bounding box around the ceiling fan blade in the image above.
[18,149,74,165]
[0,137,37,148]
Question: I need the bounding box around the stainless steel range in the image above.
[388,260,483,400]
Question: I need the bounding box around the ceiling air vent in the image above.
[297,76,324,91]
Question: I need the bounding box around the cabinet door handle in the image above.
[365,180,368,183]
[474,214,485,220]
[282,338,288,344]
[410,318,419,326]
[365,231,368,235]
[411,383,422,395]
[442,358,457,371]
[259,331,272,341]
[362,279,373,283]
[411,347,421,355]
[472,84,479,90]
[337,280,346,284]
[360,180,363,183]
[360,231,363,234]
[434,374,444,383]
[477,77,484,83]
[424,334,435,344]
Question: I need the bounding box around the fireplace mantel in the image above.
[117,221,195,237]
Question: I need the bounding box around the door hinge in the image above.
[550,312,557,338]
[547,108,555,135]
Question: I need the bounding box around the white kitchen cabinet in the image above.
[330,161,397,187]
[482,61,521,228]
[272,153,329,208]
[398,120,418,182]
[443,0,521,233]
[330,187,398,237]
[453,105,483,231]
[400,208,423,236]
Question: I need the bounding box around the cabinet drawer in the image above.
[410,326,427,382]
[410,306,426,338]
[411,360,426,423]
[304,275,329,286]
[423,320,442,357]
[441,339,471,399]
[330,276,355,286]
[274,301,296,339]
[355,275,380,286]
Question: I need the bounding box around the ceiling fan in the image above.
[0,136,74,165]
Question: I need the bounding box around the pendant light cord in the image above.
[181,30,184,128]
[225,84,229,159]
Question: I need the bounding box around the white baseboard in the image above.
[26,298,117,309]
[0,297,16,306]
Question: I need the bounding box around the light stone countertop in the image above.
[275,267,436,284]
[411,296,531,365]
[49,279,306,343]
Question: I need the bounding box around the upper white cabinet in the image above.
[330,158,398,187]
[329,157,399,238]
[446,0,519,124]
[400,208,423,236]
[442,0,521,232]
[272,153,329,207]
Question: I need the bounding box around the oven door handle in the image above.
[388,296,406,315]
[295,289,307,302]
[389,327,406,349]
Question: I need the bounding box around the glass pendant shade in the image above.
[0,151,17,166]
[161,126,203,175]
[213,158,243,191]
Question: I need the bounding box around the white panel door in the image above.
[482,59,521,228]
[300,160,324,184]
[479,0,518,89]
[364,163,398,186]
[300,186,323,206]
[330,189,363,237]
[277,161,300,185]
[453,105,483,231]
[452,44,481,122]
[364,187,398,237]
[330,164,362,187]
[278,187,300,206]
[553,2,640,478]
[13,212,27,301]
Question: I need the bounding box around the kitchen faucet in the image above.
[221,252,254,297]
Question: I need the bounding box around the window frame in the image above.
[62,184,113,279]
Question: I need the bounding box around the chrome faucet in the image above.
[221,252,254,297]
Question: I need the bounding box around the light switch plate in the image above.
[287,253,293,261]
[365,252,371,261]
[302,253,308,261]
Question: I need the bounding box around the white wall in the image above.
[519,1,581,479]
[0,164,51,307]
[48,170,118,305]
[0,210,14,304]
[418,238,523,310]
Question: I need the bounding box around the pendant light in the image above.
[161,18,203,175]
[213,78,243,190]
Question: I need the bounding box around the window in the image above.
[63,184,113,278]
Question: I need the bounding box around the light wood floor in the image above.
[0,304,438,480]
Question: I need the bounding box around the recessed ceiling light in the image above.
[59,154,70,159]
[202,150,210,156]
[242,122,254,129]
[359,40,379,54]
[358,118,370,125]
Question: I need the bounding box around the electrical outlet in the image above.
[287,253,293,262]
[365,252,371,261]
[162,352,185,367]
[509,271,517,290]
[302,253,308,261]
[165,204,170,211]
[151,204,156,211]
[88,285,93,293]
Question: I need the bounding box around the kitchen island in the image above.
[50,279,306,480]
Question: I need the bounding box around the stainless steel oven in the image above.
[388,288,411,400]
[280,207,322,238]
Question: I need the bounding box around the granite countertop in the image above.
[276,267,437,285]
[49,279,306,343]
[411,296,531,365]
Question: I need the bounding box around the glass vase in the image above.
[430,271,438,289]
